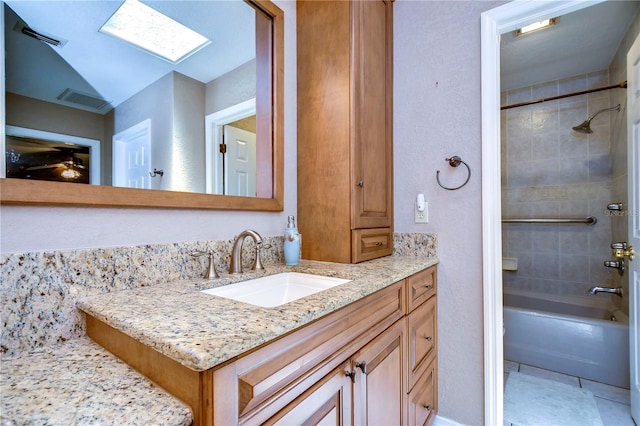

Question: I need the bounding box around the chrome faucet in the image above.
[588,286,623,297]
[604,259,625,276]
[229,230,265,274]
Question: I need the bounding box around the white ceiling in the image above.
[501,0,640,92]
[4,0,256,113]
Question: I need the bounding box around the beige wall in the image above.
[393,1,503,423]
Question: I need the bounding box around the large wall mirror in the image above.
[0,0,283,211]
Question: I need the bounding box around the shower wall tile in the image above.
[587,70,609,90]
[531,134,559,160]
[558,75,587,104]
[559,255,590,282]
[532,81,558,99]
[532,228,560,252]
[506,87,532,104]
[502,69,616,297]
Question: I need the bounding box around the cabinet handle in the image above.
[355,361,367,374]
[345,370,356,383]
[424,336,433,341]
[375,242,383,246]
[423,404,433,411]
[424,284,433,290]
[356,180,364,188]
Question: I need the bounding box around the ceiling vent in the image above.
[13,20,67,48]
[57,89,110,110]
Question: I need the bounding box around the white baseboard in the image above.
[433,414,466,426]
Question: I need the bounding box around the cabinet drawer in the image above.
[406,265,436,312]
[407,295,436,391]
[212,281,405,425]
[407,358,437,426]
[351,227,393,263]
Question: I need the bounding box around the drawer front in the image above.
[407,295,437,391]
[351,227,393,263]
[407,358,437,426]
[406,265,436,312]
[213,281,406,424]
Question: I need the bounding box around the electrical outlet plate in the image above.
[415,202,428,223]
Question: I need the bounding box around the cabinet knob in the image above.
[424,284,433,290]
[345,370,356,383]
[375,242,383,247]
[424,336,433,341]
[355,361,367,374]
[356,180,364,187]
[423,404,433,411]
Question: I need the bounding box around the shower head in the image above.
[572,104,621,134]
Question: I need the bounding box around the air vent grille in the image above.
[57,89,110,110]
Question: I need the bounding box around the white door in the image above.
[224,125,256,197]
[112,120,151,189]
[627,33,640,424]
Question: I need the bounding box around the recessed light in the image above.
[514,17,559,37]
[99,0,210,64]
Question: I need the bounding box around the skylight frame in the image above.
[99,0,211,64]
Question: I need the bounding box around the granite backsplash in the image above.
[0,232,437,355]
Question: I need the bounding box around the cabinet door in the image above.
[264,361,353,426]
[351,0,393,230]
[352,320,405,425]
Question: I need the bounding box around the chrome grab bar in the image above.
[502,216,597,225]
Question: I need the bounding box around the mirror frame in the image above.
[0,0,284,211]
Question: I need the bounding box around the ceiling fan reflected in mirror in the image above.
[5,137,90,183]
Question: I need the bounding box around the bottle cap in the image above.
[287,215,296,228]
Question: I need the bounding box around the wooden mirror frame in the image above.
[0,0,284,211]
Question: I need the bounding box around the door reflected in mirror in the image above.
[3,0,274,199]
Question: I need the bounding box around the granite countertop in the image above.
[78,255,438,372]
[0,337,192,425]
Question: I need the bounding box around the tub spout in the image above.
[588,286,623,297]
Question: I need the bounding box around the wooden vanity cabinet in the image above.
[297,0,394,264]
[85,266,438,426]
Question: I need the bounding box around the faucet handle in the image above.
[253,241,265,271]
[190,250,220,279]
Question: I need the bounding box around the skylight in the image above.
[99,0,210,64]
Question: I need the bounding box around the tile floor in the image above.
[504,360,636,426]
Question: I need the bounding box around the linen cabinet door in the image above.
[352,320,405,425]
[351,0,393,231]
[264,361,353,426]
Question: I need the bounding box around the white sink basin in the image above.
[201,272,352,308]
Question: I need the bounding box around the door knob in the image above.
[611,242,634,260]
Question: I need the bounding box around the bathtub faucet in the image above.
[588,286,623,297]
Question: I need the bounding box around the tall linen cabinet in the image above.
[297,0,394,263]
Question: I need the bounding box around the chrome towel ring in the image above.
[436,156,471,190]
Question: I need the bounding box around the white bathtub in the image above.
[503,290,630,388]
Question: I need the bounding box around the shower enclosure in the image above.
[500,69,630,386]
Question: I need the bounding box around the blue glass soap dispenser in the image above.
[284,215,301,266]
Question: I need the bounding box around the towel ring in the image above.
[436,156,471,190]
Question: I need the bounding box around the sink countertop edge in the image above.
[77,256,439,372]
